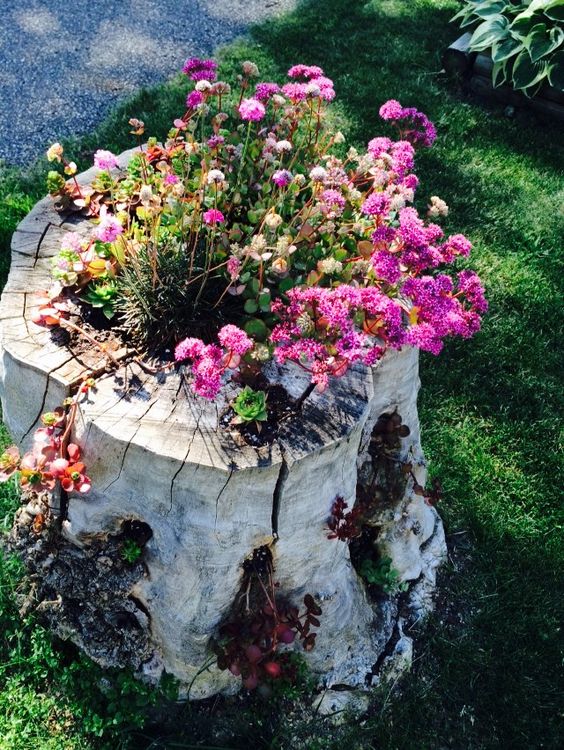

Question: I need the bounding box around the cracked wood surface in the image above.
[0,159,447,698]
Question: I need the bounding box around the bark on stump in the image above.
[0,158,447,699]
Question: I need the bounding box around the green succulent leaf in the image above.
[232,386,268,423]
[244,318,269,341]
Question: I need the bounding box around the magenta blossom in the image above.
[310,76,335,101]
[362,192,391,218]
[203,209,225,225]
[175,337,205,362]
[186,90,205,109]
[379,100,436,147]
[94,149,119,171]
[94,206,123,243]
[239,97,266,121]
[226,256,241,280]
[288,64,325,80]
[207,135,225,149]
[255,82,281,101]
[218,325,253,356]
[182,57,218,82]
[379,100,405,121]
[272,169,293,187]
[281,82,308,102]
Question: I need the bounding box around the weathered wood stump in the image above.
[0,157,446,699]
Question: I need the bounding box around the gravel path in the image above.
[0,0,295,166]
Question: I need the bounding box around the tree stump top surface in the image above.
[1,158,376,471]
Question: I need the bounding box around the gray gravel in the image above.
[0,0,296,166]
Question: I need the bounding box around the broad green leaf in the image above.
[278,277,294,293]
[492,59,509,87]
[547,50,564,89]
[473,1,509,19]
[244,318,268,341]
[528,0,552,12]
[492,36,522,62]
[451,6,474,25]
[545,0,564,22]
[244,299,258,314]
[524,22,564,62]
[512,49,548,91]
[469,15,510,51]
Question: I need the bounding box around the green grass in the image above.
[1,1,563,748]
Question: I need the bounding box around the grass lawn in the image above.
[1,1,563,748]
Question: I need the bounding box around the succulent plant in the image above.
[232,387,268,424]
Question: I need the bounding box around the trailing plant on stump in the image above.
[212,546,322,690]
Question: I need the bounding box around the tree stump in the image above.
[0,156,447,699]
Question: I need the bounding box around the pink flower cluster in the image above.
[182,57,218,82]
[403,272,487,354]
[94,149,119,171]
[270,286,403,390]
[175,325,253,398]
[203,208,225,225]
[379,99,437,147]
[94,205,123,243]
[239,97,266,122]
[281,64,335,102]
[267,267,486,388]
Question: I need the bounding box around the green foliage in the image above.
[120,539,142,564]
[115,241,222,348]
[453,0,564,94]
[359,556,408,594]
[83,280,118,319]
[232,387,268,424]
[46,170,66,194]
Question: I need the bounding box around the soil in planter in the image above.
[219,378,297,447]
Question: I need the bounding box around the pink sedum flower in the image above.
[288,64,325,80]
[218,325,253,357]
[94,206,123,243]
[379,100,405,121]
[94,149,119,171]
[239,97,266,122]
[186,90,205,108]
[272,169,293,187]
[175,337,206,362]
[203,208,225,225]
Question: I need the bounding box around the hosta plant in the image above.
[36,58,486,413]
[453,0,564,95]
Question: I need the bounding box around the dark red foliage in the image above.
[327,495,365,541]
[213,548,322,690]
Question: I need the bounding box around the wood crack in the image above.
[214,467,235,533]
[166,409,203,516]
[271,445,289,542]
[101,397,158,493]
